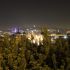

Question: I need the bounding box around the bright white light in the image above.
[12,28,17,33]
[14,28,17,32]
[63,35,67,39]
[37,41,39,45]
[32,40,35,44]
[28,37,31,40]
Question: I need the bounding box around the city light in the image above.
[26,30,43,45]
[63,35,68,39]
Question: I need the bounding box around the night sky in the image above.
[0,1,70,30]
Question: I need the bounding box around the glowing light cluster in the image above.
[26,30,43,45]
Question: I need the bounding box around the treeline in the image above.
[0,28,70,70]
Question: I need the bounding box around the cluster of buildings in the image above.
[0,27,70,45]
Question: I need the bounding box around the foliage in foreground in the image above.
[0,29,70,70]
